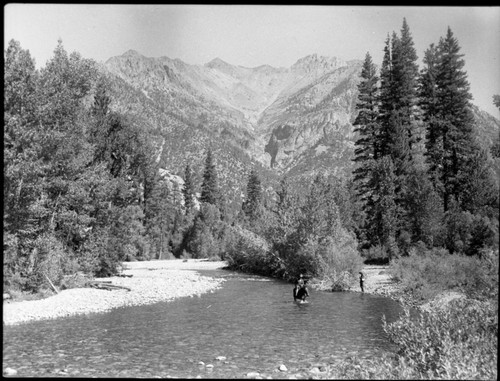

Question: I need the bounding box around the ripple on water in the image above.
[3,270,402,377]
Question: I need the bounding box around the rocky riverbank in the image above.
[356,265,398,296]
[356,265,467,311]
[3,259,227,326]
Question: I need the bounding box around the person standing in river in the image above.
[293,278,309,302]
[359,271,365,293]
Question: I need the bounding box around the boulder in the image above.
[3,368,17,377]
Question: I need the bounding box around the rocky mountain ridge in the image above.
[104,50,363,175]
[101,50,499,205]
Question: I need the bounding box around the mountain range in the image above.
[100,50,500,207]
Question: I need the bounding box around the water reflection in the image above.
[3,269,403,377]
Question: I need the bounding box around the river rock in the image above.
[206,364,214,369]
[198,361,205,366]
[310,367,321,373]
[216,356,227,361]
[3,368,17,376]
[247,371,260,378]
[279,364,288,372]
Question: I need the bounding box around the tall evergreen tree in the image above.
[424,28,477,211]
[419,43,442,186]
[353,52,380,205]
[242,169,263,223]
[369,156,400,258]
[182,163,196,214]
[200,148,219,206]
[386,21,420,189]
[378,34,394,158]
[357,20,421,252]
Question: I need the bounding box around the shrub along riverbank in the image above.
[323,249,498,380]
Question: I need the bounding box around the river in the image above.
[2,268,403,378]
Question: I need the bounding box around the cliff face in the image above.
[104,51,363,181]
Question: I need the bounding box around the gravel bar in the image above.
[3,259,227,326]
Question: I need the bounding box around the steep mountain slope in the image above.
[101,50,500,205]
[103,51,361,174]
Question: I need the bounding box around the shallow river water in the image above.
[3,269,403,378]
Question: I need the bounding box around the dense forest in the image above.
[3,20,499,296]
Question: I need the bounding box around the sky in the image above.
[4,4,500,117]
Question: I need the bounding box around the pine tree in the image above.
[392,18,419,114]
[419,43,442,188]
[425,28,477,211]
[378,34,394,158]
[356,20,421,252]
[353,52,380,205]
[242,169,262,223]
[369,156,400,258]
[386,20,420,189]
[182,163,196,214]
[200,148,219,206]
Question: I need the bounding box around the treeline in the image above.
[343,22,499,379]
[4,39,167,291]
[4,18,499,296]
[3,38,358,294]
[352,19,499,259]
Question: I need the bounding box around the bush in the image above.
[362,244,390,265]
[224,226,282,277]
[390,246,499,302]
[382,298,497,379]
[328,297,497,380]
[311,231,363,291]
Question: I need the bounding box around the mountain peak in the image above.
[122,49,143,58]
[291,54,345,74]
[205,57,231,68]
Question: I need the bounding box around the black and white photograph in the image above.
[3,4,499,379]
